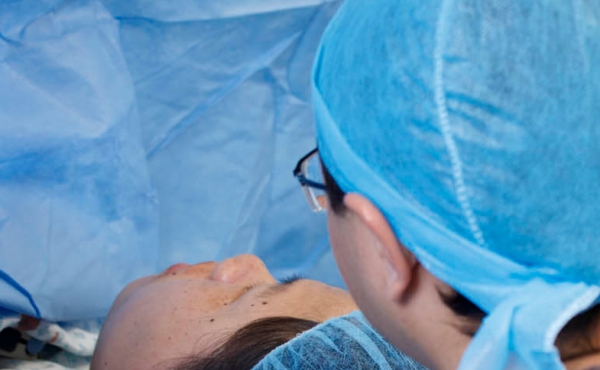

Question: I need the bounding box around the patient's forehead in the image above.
[92,276,356,370]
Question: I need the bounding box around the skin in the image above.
[326,192,600,370]
[91,254,357,370]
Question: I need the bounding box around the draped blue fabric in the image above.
[0,0,342,321]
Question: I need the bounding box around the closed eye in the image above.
[255,275,306,300]
[279,274,305,285]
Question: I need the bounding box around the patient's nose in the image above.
[210,254,276,284]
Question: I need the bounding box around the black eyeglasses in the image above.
[293,148,327,212]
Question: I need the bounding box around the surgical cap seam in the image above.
[434,0,487,249]
[571,0,590,73]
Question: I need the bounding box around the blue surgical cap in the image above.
[253,311,427,370]
[312,0,600,369]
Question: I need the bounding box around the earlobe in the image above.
[344,193,417,304]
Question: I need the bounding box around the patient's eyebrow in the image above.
[257,277,304,300]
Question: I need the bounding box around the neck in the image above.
[564,352,600,370]
[402,271,472,370]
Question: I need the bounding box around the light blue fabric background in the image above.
[0,0,343,321]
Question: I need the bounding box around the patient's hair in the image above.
[169,316,318,370]
[322,163,600,358]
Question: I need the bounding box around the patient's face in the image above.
[92,254,356,370]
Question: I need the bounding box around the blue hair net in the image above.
[253,311,427,370]
[312,0,600,369]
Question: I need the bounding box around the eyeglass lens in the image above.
[302,152,327,212]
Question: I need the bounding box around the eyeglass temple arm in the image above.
[295,174,327,190]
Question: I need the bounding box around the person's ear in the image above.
[343,193,417,303]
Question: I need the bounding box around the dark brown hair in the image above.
[170,316,318,370]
